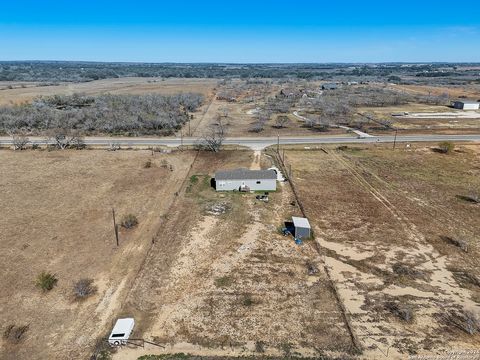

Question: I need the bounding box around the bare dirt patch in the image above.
[284,145,480,357]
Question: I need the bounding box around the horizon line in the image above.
[2,60,480,65]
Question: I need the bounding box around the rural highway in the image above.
[1,134,480,150]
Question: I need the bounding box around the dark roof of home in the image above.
[215,168,277,181]
[454,100,479,104]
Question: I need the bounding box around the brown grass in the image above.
[285,143,480,356]
[0,149,196,359]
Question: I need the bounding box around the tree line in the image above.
[0,92,204,136]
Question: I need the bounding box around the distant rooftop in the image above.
[215,168,277,181]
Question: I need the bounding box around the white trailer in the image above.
[108,318,135,346]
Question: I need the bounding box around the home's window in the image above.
[111,333,125,338]
[256,181,261,184]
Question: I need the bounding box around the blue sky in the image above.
[0,0,479,63]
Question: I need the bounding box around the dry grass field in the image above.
[0,77,217,106]
[0,149,196,359]
[1,143,479,360]
[388,84,480,99]
[1,148,357,360]
[114,150,354,359]
[284,143,480,357]
[358,103,480,135]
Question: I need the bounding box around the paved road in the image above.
[1,134,480,150]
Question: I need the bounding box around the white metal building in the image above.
[452,100,479,110]
[215,168,277,191]
[292,216,311,239]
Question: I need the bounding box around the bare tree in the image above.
[273,115,290,129]
[249,121,265,133]
[248,109,271,133]
[73,278,97,299]
[11,134,30,150]
[46,129,84,150]
[200,117,226,152]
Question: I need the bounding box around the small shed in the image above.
[452,100,479,110]
[292,216,311,239]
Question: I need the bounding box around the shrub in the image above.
[121,214,138,229]
[73,278,97,299]
[190,175,198,184]
[143,159,152,168]
[3,324,29,344]
[36,271,58,291]
[443,310,480,335]
[280,342,292,357]
[438,141,455,154]
[386,301,414,322]
[242,294,254,306]
[392,263,425,279]
[255,340,266,353]
[214,276,233,288]
[95,350,112,360]
[440,236,468,252]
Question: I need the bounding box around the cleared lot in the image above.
[0,149,196,359]
[115,151,354,359]
[0,77,216,106]
[285,143,480,357]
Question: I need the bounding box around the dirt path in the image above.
[190,92,218,136]
[250,150,261,170]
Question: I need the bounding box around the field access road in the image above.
[1,134,480,150]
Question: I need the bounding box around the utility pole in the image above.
[112,208,119,247]
[393,128,398,150]
[277,134,280,154]
[180,130,184,150]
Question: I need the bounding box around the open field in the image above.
[284,143,480,357]
[0,148,354,360]
[0,77,217,106]
[0,149,197,359]
[114,150,354,359]
[358,103,480,135]
[387,84,480,99]
[1,143,480,360]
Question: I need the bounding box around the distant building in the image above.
[321,83,337,90]
[214,168,277,191]
[452,100,479,110]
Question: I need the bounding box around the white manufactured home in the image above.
[452,100,479,110]
[215,168,277,191]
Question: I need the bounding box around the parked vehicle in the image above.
[108,318,135,346]
[255,194,269,202]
